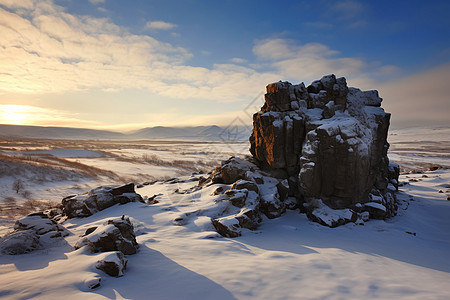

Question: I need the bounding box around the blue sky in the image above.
[0,0,449,130]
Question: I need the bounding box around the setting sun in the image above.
[0,104,32,125]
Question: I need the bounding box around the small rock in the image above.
[96,251,127,277]
[84,275,102,289]
[364,202,388,219]
[213,216,241,238]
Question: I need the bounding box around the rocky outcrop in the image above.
[62,183,144,218]
[75,216,138,255]
[248,74,399,224]
[207,157,287,237]
[205,75,399,236]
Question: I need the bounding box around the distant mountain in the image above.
[0,124,252,141]
[129,125,251,141]
[0,124,125,140]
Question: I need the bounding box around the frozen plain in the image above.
[0,127,449,300]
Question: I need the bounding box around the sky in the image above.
[0,0,449,131]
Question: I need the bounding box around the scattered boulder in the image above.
[0,212,70,255]
[84,275,102,289]
[62,183,144,218]
[0,230,41,255]
[14,212,68,237]
[95,251,128,277]
[213,216,242,238]
[209,157,259,184]
[75,216,138,255]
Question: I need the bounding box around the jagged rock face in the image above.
[250,74,399,217]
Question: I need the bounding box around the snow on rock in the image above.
[247,74,399,227]
[75,216,138,255]
[62,183,144,218]
[0,212,69,255]
[306,199,356,228]
[84,275,102,289]
[0,229,41,255]
[14,212,68,237]
[95,251,128,277]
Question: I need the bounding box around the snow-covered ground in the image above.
[0,128,449,299]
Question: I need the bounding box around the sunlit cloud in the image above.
[252,38,396,88]
[0,0,34,9]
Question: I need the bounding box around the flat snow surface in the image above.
[0,129,449,299]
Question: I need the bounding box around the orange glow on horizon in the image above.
[0,104,33,125]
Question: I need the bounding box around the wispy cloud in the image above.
[230,57,247,64]
[0,0,34,9]
[379,63,450,128]
[331,0,364,20]
[145,20,177,30]
[89,0,105,5]
[304,21,333,30]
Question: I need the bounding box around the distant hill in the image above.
[0,124,251,141]
[129,125,250,141]
[0,124,126,140]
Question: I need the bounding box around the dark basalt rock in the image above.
[0,230,41,255]
[249,75,399,225]
[62,183,144,218]
[75,216,138,255]
[209,74,399,235]
[96,251,128,277]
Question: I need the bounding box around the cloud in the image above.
[379,63,450,129]
[304,21,333,30]
[0,2,281,102]
[230,57,247,64]
[145,20,177,30]
[331,0,364,20]
[0,0,398,108]
[89,0,105,5]
[0,0,34,9]
[252,38,393,87]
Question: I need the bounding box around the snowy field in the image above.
[0,127,449,299]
